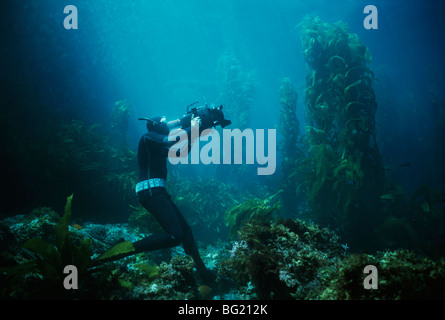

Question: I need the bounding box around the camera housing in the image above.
[186,104,231,130]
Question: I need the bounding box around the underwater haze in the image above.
[1,0,445,300]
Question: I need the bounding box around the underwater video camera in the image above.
[138,102,231,134]
[180,102,231,130]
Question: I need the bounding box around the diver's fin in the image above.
[90,241,136,267]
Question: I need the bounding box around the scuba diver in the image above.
[93,104,231,285]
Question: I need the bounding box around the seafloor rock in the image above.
[219,218,345,299]
[1,206,445,300]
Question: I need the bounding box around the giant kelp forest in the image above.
[298,17,385,248]
[1,17,445,299]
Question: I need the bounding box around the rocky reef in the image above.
[1,196,444,300]
[219,217,344,299]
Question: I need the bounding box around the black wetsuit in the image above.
[132,128,214,282]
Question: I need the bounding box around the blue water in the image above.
[2,0,444,222]
[2,0,445,301]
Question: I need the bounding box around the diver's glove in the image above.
[179,114,201,129]
[180,114,193,129]
[191,116,201,128]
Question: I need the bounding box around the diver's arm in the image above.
[165,113,193,129]
[167,117,202,157]
[144,116,202,157]
[144,122,192,149]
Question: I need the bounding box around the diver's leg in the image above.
[133,191,185,252]
[168,197,216,283]
[91,191,184,266]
